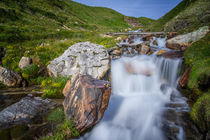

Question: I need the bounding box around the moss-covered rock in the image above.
[190,93,210,132]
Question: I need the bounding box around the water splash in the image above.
[79,55,188,140]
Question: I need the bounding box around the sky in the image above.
[72,0,182,19]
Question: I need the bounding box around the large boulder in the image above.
[18,57,32,70]
[63,74,111,133]
[47,42,110,79]
[166,26,209,50]
[0,95,56,127]
[0,66,26,87]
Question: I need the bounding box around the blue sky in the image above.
[72,0,182,19]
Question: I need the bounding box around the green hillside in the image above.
[137,17,155,30]
[0,0,130,70]
[147,0,210,32]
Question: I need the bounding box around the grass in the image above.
[47,108,65,123]
[0,0,130,71]
[36,76,70,98]
[184,32,210,96]
[137,17,155,30]
[146,0,210,32]
[41,119,80,140]
[21,64,39,79]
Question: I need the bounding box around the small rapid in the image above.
[78,35,190,140]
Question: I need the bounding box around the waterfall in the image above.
[79,55,189,140]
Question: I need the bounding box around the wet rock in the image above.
[47,42,110,79]
[0,96,56,127]
[0,66,26,87]
[179,67,191,88]
[152,40,158,46]
[166,26,209,50]
[138,44,150,55]
[157,50,167,55]
[18,57,32,70]
[111,49,121,56]
[158,51,183,59]
[63,74,111,133]
[142,35,152,41]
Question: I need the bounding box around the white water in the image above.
[79,54,187,140]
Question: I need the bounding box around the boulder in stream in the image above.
[0,66,26,87]
[47,42,110,79]
[63,74,111,133]
[166,26,209,50]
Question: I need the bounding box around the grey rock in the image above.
[18,57,32,70]
[166,26,209,50]
[0,66,26,87]
[47,42,110,79]
[0,96,56,127]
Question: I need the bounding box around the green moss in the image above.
[47,108,64,123]
[190,93,210,131]
[184,32,210,95]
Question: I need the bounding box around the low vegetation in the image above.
[146,0,210,33]
[36,76,70,98]
[41,119,80,140]
[190,93,210,132]
[184,33,210,96]
[184,32,210,132]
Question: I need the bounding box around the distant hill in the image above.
[0,0,132,70]
[0,0,129,47]
[146,0,210,32]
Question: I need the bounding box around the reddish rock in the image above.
[179,67,191,88]
[63,74,111,133]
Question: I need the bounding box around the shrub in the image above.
[47,108,65,123]
[38,76,70,98]
[41,119,80,140]
[21,64,39,79]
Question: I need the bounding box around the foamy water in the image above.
[78,55,188,140]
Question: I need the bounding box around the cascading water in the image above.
[78,36,190,140]
[79,54,189,140]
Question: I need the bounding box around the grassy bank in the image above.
[184,32,210,133]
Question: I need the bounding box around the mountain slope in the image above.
[0,0,129,47]
[147,0,210,32]
[0,0,130,70]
